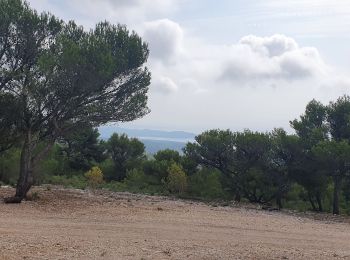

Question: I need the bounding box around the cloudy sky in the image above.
[28,0,350,133]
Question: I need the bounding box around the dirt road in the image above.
[0,186,350,259]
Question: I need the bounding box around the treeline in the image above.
[2,96,350,215]
[184,95,350,215]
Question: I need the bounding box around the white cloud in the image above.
[25,1,350,132]
[239,34,299,57]
[151,76,178,94]
[72,0,176,25]
[143,19,183,63]
[27,0,180,30]
[136,26,350,132]
[140,23,343,102]
[144,30,333,92]
[220,34,329,83]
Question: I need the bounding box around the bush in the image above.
[124,168,148,189]
[142,159,169,182]
[166,163,187,194]
[284,183,309,212]
[46,175,87,189]
[154,149,181,163]
[189,168,226,199]
[37,144,84,183]
[240,167,279,203]
[0,148,21,185]
[84,166,104,188]
[123,168,164,194]
[98,158,115,181]
[37,158,62,184]
[102,181,127,192]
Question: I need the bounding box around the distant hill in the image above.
[141,139,187,154]
[98,126,196,154]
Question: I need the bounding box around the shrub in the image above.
[98,159,115,181]
[166,163,187,194]
[124,168,148,189]
[123,168,164,194]
[107,133,146,181]
[154,149,181,163]
[189,168,226,199]
[37,158,61,184]
[102,181,127,192]
[284,183,309,212]
[0,148,21,185]
[46,175,87,189]
[142,159,169,182]
[240,167,278,203]
[84,166,104,188]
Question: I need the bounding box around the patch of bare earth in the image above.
[0,186,350,260]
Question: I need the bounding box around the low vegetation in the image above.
[2,96,350,216]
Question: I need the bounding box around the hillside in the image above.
[140,139,187,154]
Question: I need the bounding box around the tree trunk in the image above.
[333,176,342,215]
[276,195,283,209]
[234,191,241,202]
[308,192,317,211]
[316,192,323,212]
[4,130,34,203]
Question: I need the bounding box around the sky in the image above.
[27,0,350,133]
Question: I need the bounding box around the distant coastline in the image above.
[98,126,196,153]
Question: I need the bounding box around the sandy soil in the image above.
[0,186,350,260]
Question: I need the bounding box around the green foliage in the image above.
[0,148,20,185]
[36,144,86,183]
[38,158,62,182]
[98,158,115,181]
[283,184,310,212]
[37,145,65,179]
[240,167,275,203]
[102,181,127,192]
[107,133,146,180]
[188,168,226,199]
[142,159,169,182]
[154,149,181,163]
[0,0,151,199]
[185,129,281,203]
[289,100,330,211]
[124,168,151,190]
[166,163,187,194]
[185,129,236,174]
[233,130,273,202]
[46,175,87,190]
[58,127,106,171]
[142,149,186,183]
[312,140,350,214]
[327,95,350,141]
[0,94,22,152]
[184,129,237,196]
[180,155,198,176]
[312,140,350,173]
[123,169,164,194]
[290,99,328,147]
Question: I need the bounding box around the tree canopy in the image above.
[0,0,151,201]
[107,133,145,181]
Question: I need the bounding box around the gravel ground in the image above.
[0,186,350,260]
